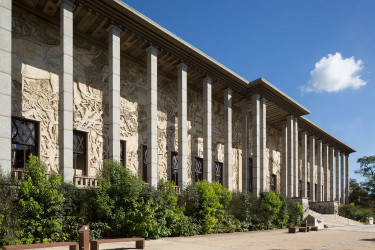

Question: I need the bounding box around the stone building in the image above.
[0,0,355,204]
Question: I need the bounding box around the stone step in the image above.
[307,209,363,227]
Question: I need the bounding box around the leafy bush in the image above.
[255,191,282,229]
[339,203,375,223]
[274,193,289,228]
[288,201,303,227]
[18,155,65,244]
[229,192,257,231]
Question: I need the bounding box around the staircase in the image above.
[307,209,363,227]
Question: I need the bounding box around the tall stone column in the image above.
[108,25,121,161]
[224,88,232,191]
[335,150,340,202]
[341,153,345,204]
[345,154,349,204]
[329,147,335,201]
[301,131,308,198]
[260,98,267,192]
[146,46,158,187]
[252,94,261,196]
[294,117,299,197]
[203,76,212,182]
[287,115,294,197]
[309,135,315,201]
[323,143,329,201]
[0,0,12,176]
[59,0,74,183]
[281,120,288,195]
[241,98,249,192]
[178,63,188,188]
[317,140,323,201]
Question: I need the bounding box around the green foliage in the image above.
[274,193,289,228]
[355,156,375,201]
[228,192,257,231]
[18,155,65,244]
[255,191,282,229]
[288,201,303,227]
[339,203,375,223]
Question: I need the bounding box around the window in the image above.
[315,183,318,201]
[307,182,310,199]
[73,131,87,176]
[171,152,178,185]
[120,140,126,167]
[214,162,223,184]
[142,145,147,182]
[299,180,302,197]
[11,117,39,169]
[248,158,253,192]
[194,157,203,182]
[270,174,277,191]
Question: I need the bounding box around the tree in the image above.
[349,179,371,207]
[355,156,375,200]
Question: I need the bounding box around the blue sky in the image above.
[122,0,375,182]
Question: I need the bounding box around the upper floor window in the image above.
[73,131,87,176]
[142,145,147,182]
[171,152,178,185]
[270,174,277,191]
[11,117,39,169]
[214,161,223,184]
[120,140,126,167]
[194,157,203,182]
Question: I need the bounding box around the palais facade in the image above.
[0,0,355,203]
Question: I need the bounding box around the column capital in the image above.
[107,24,122,34]
[146,45,159,54]
[177,62,188,71]
[58,0,75,10]
[203,75,212,83]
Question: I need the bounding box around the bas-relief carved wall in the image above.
[266,126,282,192]
[12,10,60,172]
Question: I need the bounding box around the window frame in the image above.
[214,161,223,184]
[120,140,126,167]
[194,157,204,183]
[73,130,88,177]
[141,144,147,182]
[248,158,253,192]
[11,116,40,170]
[270,174,277,191]
[170,151,179,186]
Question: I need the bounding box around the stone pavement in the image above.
[29,225,375,250]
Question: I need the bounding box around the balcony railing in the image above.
[74,176,98,188]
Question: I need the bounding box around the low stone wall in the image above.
[290,197,309,219]
[310,201,338,214]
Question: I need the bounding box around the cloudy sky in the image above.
[123,0,375,182]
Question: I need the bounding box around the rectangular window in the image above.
[214,162,223,184]
[142,145,147,182]
[194,157,203,182]
[315,183,318,201]
[171,152,178,185]
[120,140,126,167]
[307,182,310,198]
[270,174,277,191]
[11,117,39,169]
[73,131,87,176]
[299,180,302,197]
[248,158,253,192]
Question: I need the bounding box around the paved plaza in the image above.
[92,225,374,250]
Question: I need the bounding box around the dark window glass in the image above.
[120,140,126,167]
[307,182,310,199]
[73,131,86,176]
[299,180,302,197]
[214,162,223,184]
[315,183,318,201]
[194,157,203,182]
[171,152,178,185]
[270,174,277,191]
[249,158,253,192]
[11,117,39,169]
[142,145,147,182]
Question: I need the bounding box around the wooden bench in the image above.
[2,242,78,250]
[310,226,318,231]
[90,237,145,250]
[288,226,308,233]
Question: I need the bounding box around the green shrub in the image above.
[255,191,282,229]
[274,193,289,228]
[229,192,257,231]
[18,155,65,244]
[339,203,375,223]
[288,201,303,227]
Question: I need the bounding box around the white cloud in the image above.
[302,52,366,93]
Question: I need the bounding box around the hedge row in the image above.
[0,155,303,246]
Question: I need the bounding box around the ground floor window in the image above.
[307,182,310,198]
[73,131,87,176]
[270,174,277,191]
[248,158,253,192]
[171,152,178,185]
[299,180,302,197]
[120,140,126,167]
[214,162,223,184]
[315,183,318,201]
[194,157,203,182]
[142,145,147,182]
[11,117,39,169]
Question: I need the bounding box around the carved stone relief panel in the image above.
[12,11,60,173]
[266,126,282,192]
